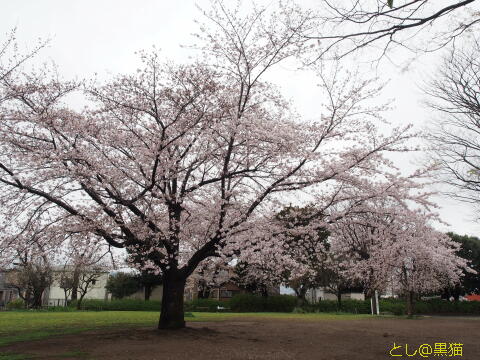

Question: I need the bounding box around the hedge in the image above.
[69,299,161,311]
[229,294,297,312]
[184,298,229,312]
[301,298,480,315]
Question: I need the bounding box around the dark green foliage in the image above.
[445,232,480,297]
[5,299,24,310]
[229,294,297,312]
[302,299,371,314]
[105,272,142,299]
[300,298,480,315]
[184,298,228,312]
[136,272,163,300]
[70,299,161,311]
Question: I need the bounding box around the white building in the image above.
[43,269,110,306]
[306,288,365,303]
[0,271,19,307]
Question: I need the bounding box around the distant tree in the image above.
[233,261,272,297]
[426,36,480,215]
[275,205,331,304]
[331,203,471,317]
[136,271,163,301]
[443,232,480,299]
[320,251,362,307]
[7,253,53,308]
[105,272,141,300]
[75,266,107,309]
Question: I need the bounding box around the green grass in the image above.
[0,353,33,360]
[0,310,375,348]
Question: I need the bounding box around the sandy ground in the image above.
[4,316,479,360]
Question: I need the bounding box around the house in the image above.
[124,285,163,301]
[306,287,365,303]
[184,272,280,302]
[0,271,19,308]
[43,267,110,306]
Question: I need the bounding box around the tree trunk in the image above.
[71,269,80,301]
[145,285,152,301]
[370,292,378,315]
[406,291,415,318]
[158,273,186,330]
[295,286,307,306]
[260,286,269,298]
[336,290,342,309]
[76,293,86,310]
[32,289,43,308]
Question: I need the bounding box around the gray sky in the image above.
[2,0,479,236]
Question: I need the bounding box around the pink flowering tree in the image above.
[0,4,419,328]
[329,198,472,316]
[230,167,440,305]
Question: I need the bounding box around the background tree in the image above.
[105,272,141,300]
[330,200,471,317]
[7,252,53,308]
[136,271,163,301]
[233,261,273,297]
[426,36,480,216]
[442,232,480,300]
[274,205,330,304]
[320,251,362,307]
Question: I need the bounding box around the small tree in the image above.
[75,266,107,309]
[105,272,142,300]
[7,254,53,308]
[136,272,163,301]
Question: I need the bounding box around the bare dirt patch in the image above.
[4,316,479,360]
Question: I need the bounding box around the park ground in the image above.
[0,312,479,360]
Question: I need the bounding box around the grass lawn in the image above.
[0,310,374,347]
[5,311,475,360]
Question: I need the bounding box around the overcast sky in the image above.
[2,0,479,236]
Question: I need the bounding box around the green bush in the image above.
[229,294,297,312]
[299,298,480,316]
[6,299,24,310]
[184,298,228,312]
[302,299,371,314]
[70,299,161,311]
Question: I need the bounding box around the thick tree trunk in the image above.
[406,291,415,318]
[158,273,186,329]
[31,289,43,308]
[336,290,342,309]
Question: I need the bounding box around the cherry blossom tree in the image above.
[230,166,440,306]
[0,2,422,329]
[59,238,113,309]
[329,200,472,316]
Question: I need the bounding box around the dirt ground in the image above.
[4,316,479,360]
